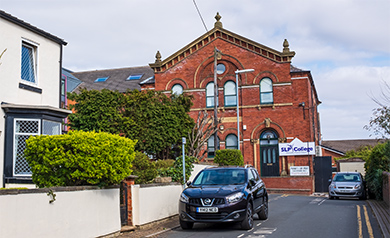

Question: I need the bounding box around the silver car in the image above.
[328,172,366,200]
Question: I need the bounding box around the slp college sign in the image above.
[279,138,315,156]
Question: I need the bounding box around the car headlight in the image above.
[330,183,336,189]
[180,193,189,203]
[354,184,361,189]
[227,192,244,204]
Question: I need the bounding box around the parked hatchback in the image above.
[328,172,366,200]
[179,166,268,230]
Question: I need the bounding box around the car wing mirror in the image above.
[186,181,192,186]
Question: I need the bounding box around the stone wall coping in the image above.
[138,182,181,188]
[0,185,120,196]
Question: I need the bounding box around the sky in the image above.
[1,0,390,141]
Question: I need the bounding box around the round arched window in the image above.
[216,63,226,74]
[172,84,183,95]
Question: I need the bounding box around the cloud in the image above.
[2,0,389,140]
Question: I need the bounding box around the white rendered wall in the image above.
[0,187,121,238]
[0,17,63,187]
[339,162,366,176]
[132,184,183,226]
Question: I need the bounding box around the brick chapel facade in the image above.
[141,13,321,194]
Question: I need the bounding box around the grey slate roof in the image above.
[321,139,387,154]
[71,66,154,93]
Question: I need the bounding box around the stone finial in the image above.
[155,51,161,63]
[214,12,223,28]
[283,39,290,53]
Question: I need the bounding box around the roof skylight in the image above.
[127,74,144,80]
[95,77,109,82]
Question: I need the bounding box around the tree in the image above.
[364,141,390,199]
[121,90,194,160]
[67,89,194,160]
[365,81,390,138]
[187,111,219,160]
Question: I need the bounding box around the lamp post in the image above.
[235,69,254,150]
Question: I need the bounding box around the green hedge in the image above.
[214,149,244,166]
[365,141,390,199]
[158,156,197,184]
[131,152,158,184]
[25,130,137,188]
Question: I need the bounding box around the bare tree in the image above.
[187,111,220,161]
[365,80,390,138]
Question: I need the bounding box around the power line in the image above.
[192,0,208,32]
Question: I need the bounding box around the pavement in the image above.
[118,215,179,238]
[367,199,390,238]
[117,194,390,238]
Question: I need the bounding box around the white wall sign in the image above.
[279,138,315,156]
[290,166,310,176]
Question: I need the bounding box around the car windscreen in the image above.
[193,169,246,185]
[333,174,361,182]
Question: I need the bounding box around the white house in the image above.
[0,10,71,188]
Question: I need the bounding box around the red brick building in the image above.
[141,14,322,194]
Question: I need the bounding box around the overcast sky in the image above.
[2,0,390,141]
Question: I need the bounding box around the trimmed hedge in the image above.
[214,149,244,166]
[25,130,137,188]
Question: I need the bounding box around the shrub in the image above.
[214,149,244,166]
[155,159,175,170]
[159,156,197,184]
[25,130,137,188]
[132,152,158,184]
[364,141,390,199]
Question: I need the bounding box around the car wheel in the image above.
[179,219,193,230]
[329,194,334,200]
[258,199,268,220]
[241,202,254,230]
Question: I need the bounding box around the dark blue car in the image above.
[178,166,268,230]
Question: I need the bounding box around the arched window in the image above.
[260,78,273,104]
[224,81,236,107]
[226,134,238,150]
[206,82,215,108]
[171,84,183,95]
[208,135,220,157]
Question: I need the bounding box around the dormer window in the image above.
[127,74,143,80]
[95,77,109,82]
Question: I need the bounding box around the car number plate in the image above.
[340,190,349,193]
[196,207,218,213]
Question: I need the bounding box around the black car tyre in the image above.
[241,202,254,230]
[179,219,194,230]
[258,200,268,220]
[329,194,334,200]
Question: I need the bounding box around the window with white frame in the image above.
[13,119,62,176]
[224,80,236,107]
[21,42,37,83]
[206,82,215,108]
[172,84,183,95]
[260,78,273,104]
[207,135,220,157]
[226,134,238,150]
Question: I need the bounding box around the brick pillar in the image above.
[122,175,137,226]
